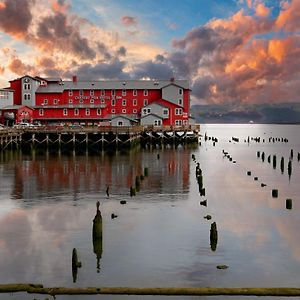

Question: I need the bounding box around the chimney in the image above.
[170,77,175,82]
[72,75,77,83]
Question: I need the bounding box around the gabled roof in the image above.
[111,115,138,122]
[143,102,169,109]
[9,75,42,82]
[2,105,34,110]
[141,113,163,120]
[162,82,192,91]
[36,79,189,93]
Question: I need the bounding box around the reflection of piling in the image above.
[298,152,300,162]
[273,155,277,169]
[130,186,136,197]
[135,175,141,191]
[144,167,149,177]
[261,152,265,162]
[272,189,278,198]
[267,155,271,163]
[93,202,103,272]
[280,157,284,174]
[106,186,110,198]
[257,151,260,158]
[288,160,292,179]
[72,248,82,283]
[290,149,294,160]
[210,222,218,251]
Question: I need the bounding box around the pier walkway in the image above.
[0,125,200,151]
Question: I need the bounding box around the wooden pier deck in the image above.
[0,125,200,151]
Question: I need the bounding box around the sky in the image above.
[0,0,299,106]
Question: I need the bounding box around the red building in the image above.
[1,75,195,126]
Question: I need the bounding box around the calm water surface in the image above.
[0,124,300,299]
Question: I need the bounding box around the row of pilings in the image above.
[0,128,199,151]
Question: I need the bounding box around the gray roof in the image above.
[44,77,62,82]
[36,80,189,94]
[141,113,163,120]
[111,115,138,122]
[2,105,34,110]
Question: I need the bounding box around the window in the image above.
[133,99,137,106]
[97,109,101,115]
[86,108,90,116]
[111,90,115,96]
[175,108,183,115]
[122,89,126,96]
[79,90,83,96]
[122,109,126,113]
[163,109,169,115]
[69,99,73,104]
[24,83,31,90]
[68,90,73,96]
[24,94,27,101]
[142,108,147,115]
[144,99,148,106]
[154,119,162,126]
[74,108,79,116]
[111,99,115,106]
[111,109,115,114]
[175,120,182,126]
[183,120,188,125]
[179,88,183,95]
[27,94,31,100]
[122,99,126,106]
[79,98,84,104]
[63,108,68,116]
[143,89,148,96]
[44,99,48,105]
[178,98,183,106]
[39,109,44,116]
[90,90,94,96]
[101,98,105,104]
[54,99,58,105]
[133,89,137,96]
[90,98,94,104]
[101,90,105,96]
[133,109,137,113]
[118,121,123,126]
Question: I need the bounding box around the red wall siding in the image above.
[10,80,22,105]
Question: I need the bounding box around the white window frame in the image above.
[111,90,115,96]
[97,108,101,116]
[133,89,137,96]
[122,89,126,96]
[74,108,79,116]
[90,90,94,96]
[122,109,126,113]
[178,98,183,106]
[144,99,148,106]
[79,98,84,104]
[68,90,73,96]
[111,99,115,106]
[86,108,90,116]
[63,108,68,116]
[69,99,73,104]
[143,89,148,96]
[122,99,126,106]
[90,98,94,104]
[118,121,123,126]
[133,109,137,113]
[101,90,105,96]
[133,99,137,106]
[39,109,44,116]
[179,88,183,95]
[154,119,162,126]
[54,98,58,105]
[163,109,169,116]
[111,109,115,114]
[79,90,83,96]
[175,120,182,126]
[175,108,183,115]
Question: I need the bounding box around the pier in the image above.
[0,125,200,151]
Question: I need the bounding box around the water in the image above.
[0,124,300,299]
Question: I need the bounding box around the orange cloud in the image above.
[276,0,300,31]
[255,3,270,17]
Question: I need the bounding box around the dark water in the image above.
[0,124,300,299]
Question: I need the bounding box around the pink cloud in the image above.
[121,16,138,26]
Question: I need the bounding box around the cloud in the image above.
[8,57,35,75]
[255,3,270,17]
[276,0,300,32]
[121,16,138,26]
[132,60,173,79]
[0,0,34,39]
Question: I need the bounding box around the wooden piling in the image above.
[210,222,218,251]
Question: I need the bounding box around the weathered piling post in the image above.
[272,189,278,198]
[257,151,260,158]
[286,199,292,210]
[106,186,110,198]
[280,157,284,174]
[93,201,103,272]
[72,248,82,283]
[210,222,218,252]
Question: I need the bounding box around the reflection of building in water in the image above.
[9,148,192,200]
